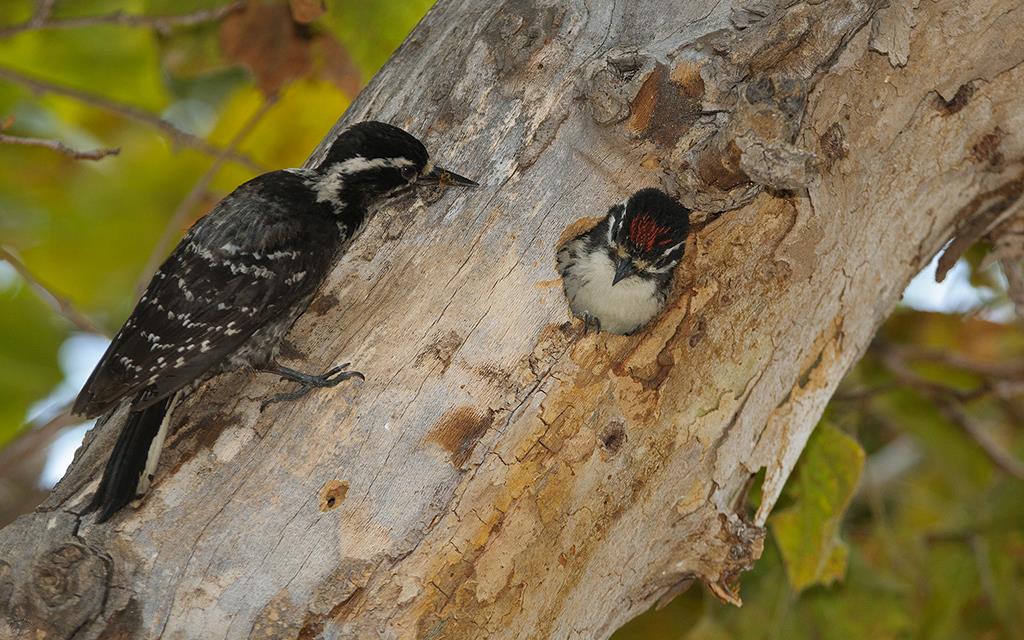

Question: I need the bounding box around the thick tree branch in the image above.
[1,0,1022,638]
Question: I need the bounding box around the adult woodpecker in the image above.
[73,121,477,522]
[556,188,691,335]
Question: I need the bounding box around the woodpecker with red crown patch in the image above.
[73,121,477,522]
[556,188,691,335]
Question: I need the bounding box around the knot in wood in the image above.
[582,47,655,125]
[599,421,627,455]
[30,543,108,614]
[718,513,765,574]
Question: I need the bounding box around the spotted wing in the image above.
[73,173,339,417]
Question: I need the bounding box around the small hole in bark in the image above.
[600,422,626,454]
[319,479,349,512]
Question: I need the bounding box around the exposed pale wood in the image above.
[1,0,1023,638]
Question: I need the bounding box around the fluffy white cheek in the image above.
[562,249,663,334]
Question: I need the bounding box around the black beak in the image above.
[612,258,636,285]
[419,165,479,188]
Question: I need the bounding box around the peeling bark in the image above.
[2,0,1023,638]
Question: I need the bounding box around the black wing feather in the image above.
[74,171,340,417]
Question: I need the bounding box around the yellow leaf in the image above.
[770,421,864,592]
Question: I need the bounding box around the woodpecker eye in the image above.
[401,166,417,181]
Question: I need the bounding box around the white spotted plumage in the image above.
[73,120,475,523]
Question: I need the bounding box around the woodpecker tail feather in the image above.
[85,394,173,523]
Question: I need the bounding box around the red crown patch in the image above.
[628,214,675,252]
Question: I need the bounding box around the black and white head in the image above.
[316,121,477,205]
[605,188,690,285]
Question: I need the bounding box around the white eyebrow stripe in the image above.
[607,203,627,245]
[312,156,416,205]
[659,240,684,258]
[334,155,415,174]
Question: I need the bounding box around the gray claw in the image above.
[260,362,365,411]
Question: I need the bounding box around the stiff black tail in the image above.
[85,395,171,523]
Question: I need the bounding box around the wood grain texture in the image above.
[2,0,1023,638]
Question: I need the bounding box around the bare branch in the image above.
[134,95,279,295]
[0,245,108,336]
[0,402,80,479]
[891,344,1024,379]
[934,396,1024,481]
[936,170,1024,282]
[999,256,1024,321]
[0,65,263,171]
[881,349,1024,480]
[28,0,56,28]
[0,132,119,160]
[0,2,243,39]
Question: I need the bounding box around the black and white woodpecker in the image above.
[73,121,477,522]
[556,188,691,335]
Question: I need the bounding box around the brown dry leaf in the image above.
[0,115,13,131]
[290,0,326,24]
[219,2,313,95]
[316,34,362,97]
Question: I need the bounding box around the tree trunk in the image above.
[2,0,1022,638]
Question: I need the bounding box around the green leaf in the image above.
[771,421,865,592]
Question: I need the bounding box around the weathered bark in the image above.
[2,0,1023,638]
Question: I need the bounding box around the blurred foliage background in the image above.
[0,2,1022,639]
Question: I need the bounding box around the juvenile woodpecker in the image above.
[73,121,477,522]
[556,188,690,335]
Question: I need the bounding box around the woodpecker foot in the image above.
[580,313,602,335]
[260,363,365,410]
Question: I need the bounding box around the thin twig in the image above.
[0,65,263,172]
[28,0,56,28]
[889,344,1024,380]
[999,256,1024,322]
[0,131,119,160]
[0,2,244,39]
[0,245,108,336]
[882,349,1024,480]
[135,95,279,295]
[935,396,1024,480]
[0,402,79,475]
[831,381,901,403]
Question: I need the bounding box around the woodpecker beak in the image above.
[612,258,636,285]
[419,165,479,188]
